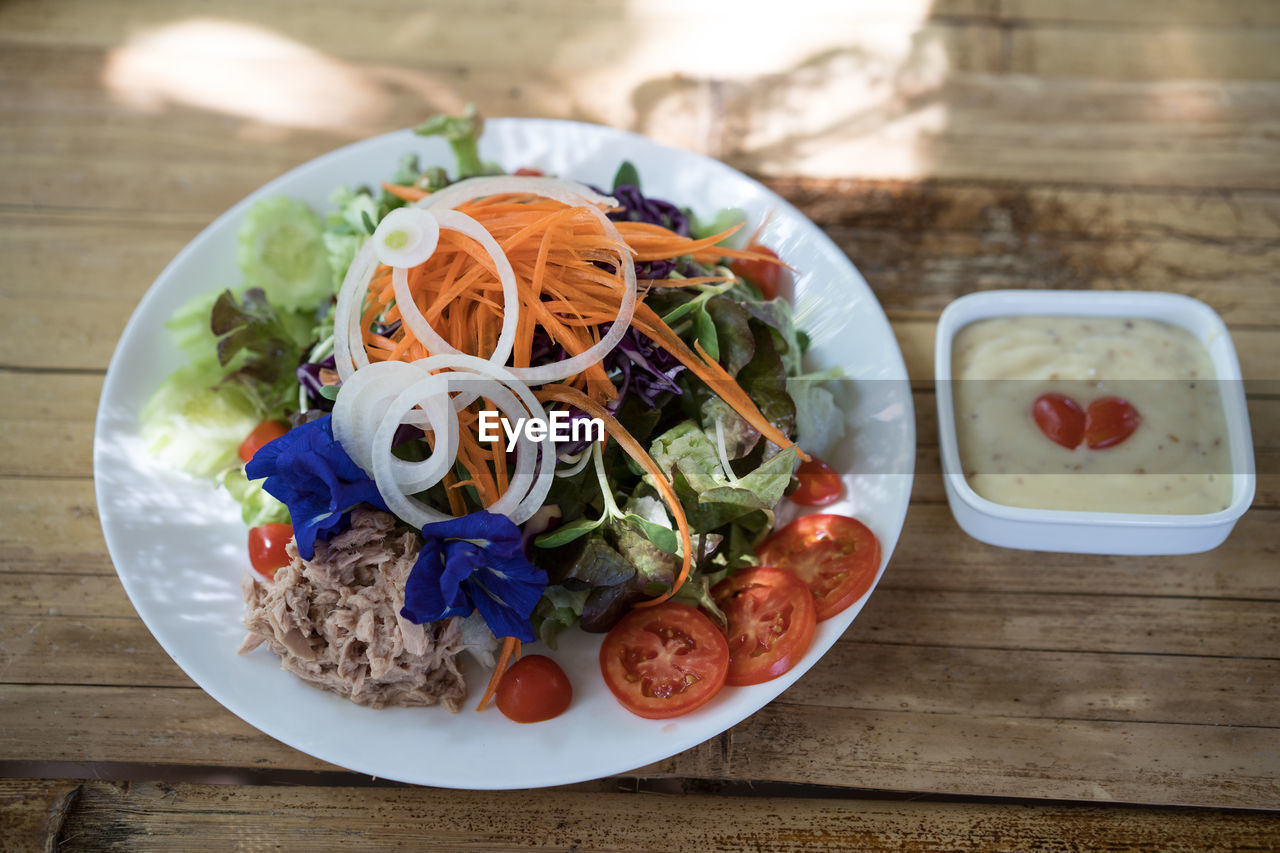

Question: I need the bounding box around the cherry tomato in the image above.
[757,514,881,622]
[713,566,817,686]
[599,601,729,719]
[238,420,290,463]
[1031,393,1085,449]
[495,654,573,723]
[791,455,842,506]
[248,523,294,581]
[730,245,785,300]
[1085,397,1140,449]
[513,167,544,176]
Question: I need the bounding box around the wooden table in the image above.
[3,1,1278,848]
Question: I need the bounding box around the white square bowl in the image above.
[934,290,1256,555]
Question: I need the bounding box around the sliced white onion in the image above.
[331,353,559,529]
[370,374,455,527]
[419,175,617,214]
[371,207,440,268]
[555,445,594,478]
[331,359,426,475]
[408,354,556,524]
[333,240,378,381]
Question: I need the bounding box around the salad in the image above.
[140,109,880,723]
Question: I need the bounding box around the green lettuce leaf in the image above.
[210,288,304,421]
[140,363,260,479]
[222,466,290,527]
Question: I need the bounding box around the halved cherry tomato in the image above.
[496,654,573,723]
[238,420,289,463]
[599,601,729,719]
[1084,397,1140,449]
[730,245,785,300]
[248,523,294,581]
[1031,393,1085,449]
[713,566,817,686]
[792,455,842,506]
[757,514,881,621]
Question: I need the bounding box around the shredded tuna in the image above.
[239,509,467,711]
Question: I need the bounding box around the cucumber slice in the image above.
[237,197,331,313]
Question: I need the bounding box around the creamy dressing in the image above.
[951,316,1232,514]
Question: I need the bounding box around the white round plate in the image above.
[94,119,915,789]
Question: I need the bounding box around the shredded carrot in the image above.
[382,182,428,202]
[476,636,521,711]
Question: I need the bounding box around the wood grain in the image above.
[21,779,1275,853]
[3,0,1279,832]
[4,684,1277,808]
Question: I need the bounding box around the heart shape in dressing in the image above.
[1031,393,1140,450]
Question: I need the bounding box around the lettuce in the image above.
[788,369,848,458]
[222,466,290,527]
[140,363,260,478]
[648,419,797,533]
[209,288,305,421]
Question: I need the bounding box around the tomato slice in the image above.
[756,514,881,621]
[791,455,842,506]
[1084,397,1140,449]
[1031,393,1085,449]
[713,566,816,686]
[496,654,573,723]
[239,420,290,463]
[599,601,729,719]
[730,244,785,300]
[248,523,294,581]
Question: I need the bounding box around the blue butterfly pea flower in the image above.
[402,511,548,643]
[245,414,388,560]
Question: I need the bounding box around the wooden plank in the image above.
[1010,26,1280,81]
[0,0,998,53]
[0,372,101,478]
[794,641,1280,728]
[888,504,1280,599]
[0,685,335,772]
[770,178,1280,243]
[0,779,79,853]
[0,617,188,688]
[39,780,1280,852]
[845,585,1280,658]
[827,225,1280,324]
[999,0,1280,28]
[4,44,1280,192]
[0,480,111,573]
[4,684,1277,807]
